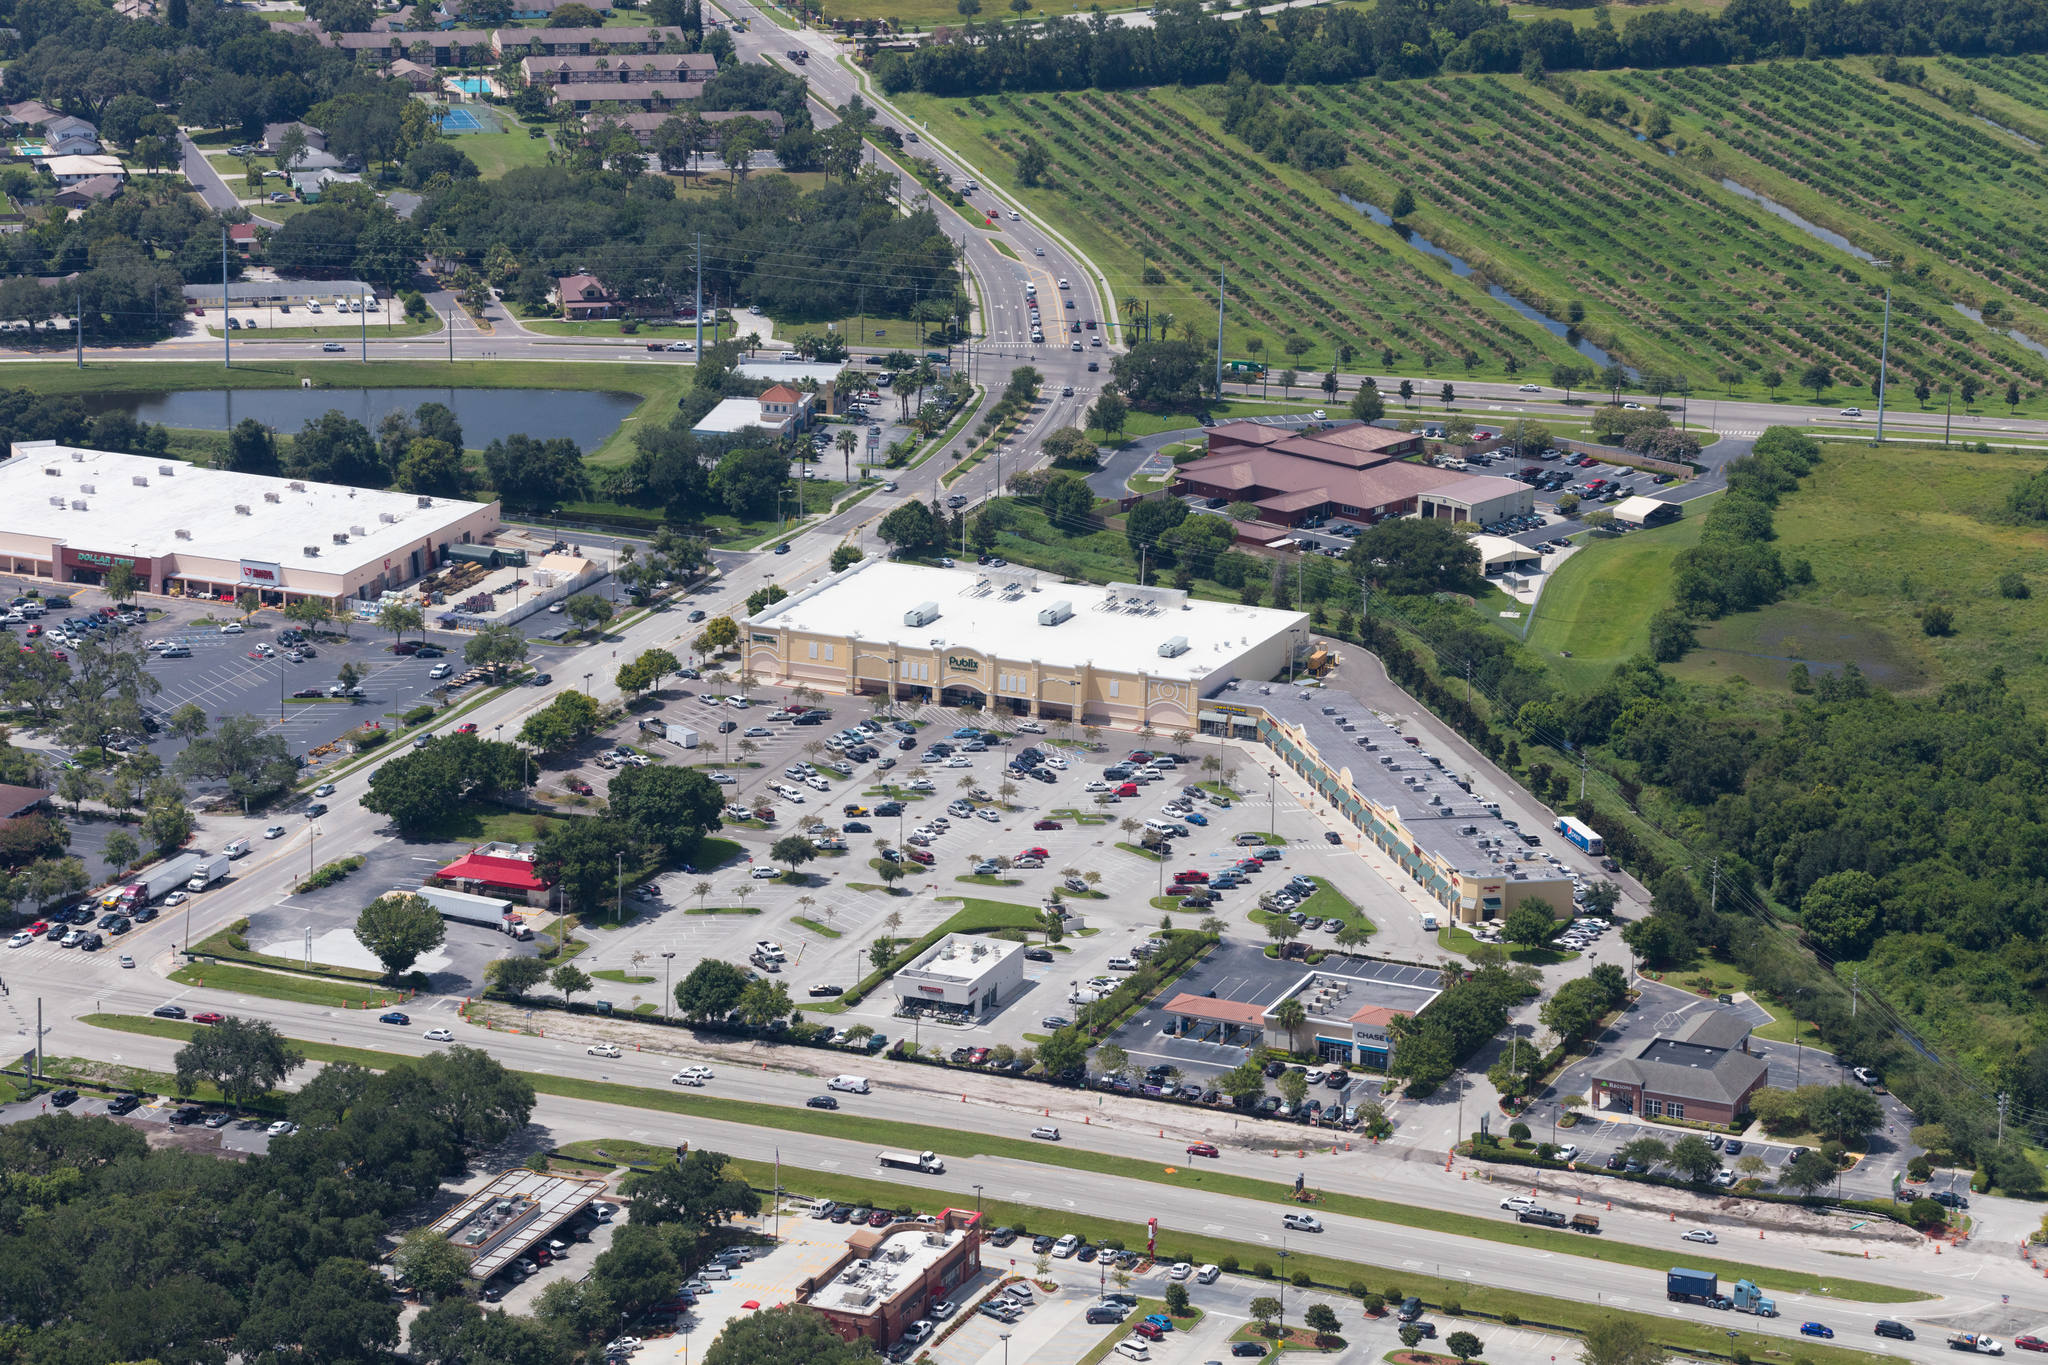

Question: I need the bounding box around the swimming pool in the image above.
[446,77,491,94]
[436,107,484,132]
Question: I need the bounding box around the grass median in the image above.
[166,963,409,1009]
[80,1012,1922,1303]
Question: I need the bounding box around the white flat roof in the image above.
[734,359,845,386]
[692,396,771,435]
[896,933,1020,987]
[759,561,1307,682]
[809,1226,964,1315]
[1612,495,1672,522]
[3,443,492,573]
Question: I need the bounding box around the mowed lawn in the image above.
[1669,441,2048,712]
[1523,497,1714,692]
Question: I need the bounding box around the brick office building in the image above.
[1588,1011,1769,1127]
[801,1210,983,1349]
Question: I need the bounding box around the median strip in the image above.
[79,1012,1923,1303]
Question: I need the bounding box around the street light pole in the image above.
[662,951,675,1019]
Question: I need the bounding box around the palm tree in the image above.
[1272,997,1308,1055]
[1157,310,1175,343]
[837,427,859,483]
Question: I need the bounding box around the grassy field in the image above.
[895,86,1585,381]
[1671,442,2048,711]
[220,319,439,342]
[453,117,555,179]
[1522,502,1714,692]
[166,962,409,1009]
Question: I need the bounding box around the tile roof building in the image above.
[1588,1009,1770,1127]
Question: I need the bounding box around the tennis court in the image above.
[436,108,485,133]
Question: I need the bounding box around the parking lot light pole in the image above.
[662,951,675,1019]
[1277,1241,1289,1340]
[973,1183,983,1213]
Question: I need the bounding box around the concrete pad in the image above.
[254,927,453,975]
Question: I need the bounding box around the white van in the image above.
[1115,1343,1150,1362]
[1106,956,1138,971]
[828,1075,870,1093]
[223,838,251,859]
[1420,913,1440,931]
[1143,818,1176,837]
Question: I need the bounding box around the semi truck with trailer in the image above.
[1730,1281,1777,1316]
[1556,816,1605,855]
[416,886,533,939]
[877,1150,947,1174]
[1666,1269,1726,1308]
[103,852,208,910]
[184,854,231,892]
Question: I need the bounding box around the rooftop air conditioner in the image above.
[46,495,62,507]
[350,524,366,537]
[332,532,349,544]
[174,529,191,540]
[43,468,58,477]
[379,512,397,524]
[264,491,281,503]
[157,464,173,476]
[417,495,432,508]
[79,483,95,494]
[904,601,939,627]
[69,499,86,510]
[130,476,147,487]
[234,504,251,515]
[304,546,320,557]
[1157,635,1189,658]
[288,481,305,492]
[70,451,83,461]
[1037,600,1072,626]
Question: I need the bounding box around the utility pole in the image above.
[74,290,83,369]
[1578,752,1588,802]
[1944,385,1952,448]
[1874,273,1892,446]
[360,286,368,362]
[1850,965,1858,1020]
[1709,857,1719,914]
[694,232,704,356]
[222,227,230,369]
[1998,1091,2009,1143]
[1215,267,1226,398]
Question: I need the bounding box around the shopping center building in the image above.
[743,560,1309,730]
[0,442,501,605]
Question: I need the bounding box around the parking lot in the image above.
[560,689,1444,1061]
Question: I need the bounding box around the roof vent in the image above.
[234,504,251,516]
[350,524,366,537]
[904,601,939,627]
[1157,635,1189,658]
[79,483,95,494]
[174,529,191,540]
[70,450,83,461]
[263,491,281,503]
[130,476,147,487]
[43,467,59,477]
[47,495,63,507]
[1037,600,1072,627]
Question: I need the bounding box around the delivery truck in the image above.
[877,1150,946,1174]
[416,885,533,939]
[184,853,231,892]
[637,718,700,748]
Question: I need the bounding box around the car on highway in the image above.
[1800,1324,1834,1339]
[1185,1142,1220,1158]
[1682,1228,1718,1243]
[1839,407,1863,417]
[192,1011,223,1025]
[153,1004,187,1018]
[379,1011,411,1026]
[2012,1336,2046,1353]
[424,1028,453,1042]
[322,342,345,352]
[587,1043,622,1058]
[1518,383,1542,392]
[265,825,286,839]
[1280,1213,1323,1232]
[807,1095,839,1109]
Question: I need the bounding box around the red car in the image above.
[1185,1142,1220,1158]
[27,920,48,936]
[1173,870,1209,884]
[2014,1338,2047,1353]
[967,1047,990,1064]
[192,1012,224,1025]
[48,649,66,662]
[23,624,39,637]
[567,779,593,796]
[1019,846,1049,860]
[867,1209,891,1226]
[1033,819,1063,831]
[907,848,935,865]
[456,723,477,734]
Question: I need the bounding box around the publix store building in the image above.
[0,443,500,605]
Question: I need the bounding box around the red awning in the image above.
[437,853,548,892]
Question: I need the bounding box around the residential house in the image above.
[50,175,122,208]
[439,0,610,25]
[262,121,327,155]
[227,222,259,254]
[41,154,125,188]
[490,25,682,56]
[557,273,617,320]
[3,100,60,129]
[42,117,99,156]
[520,51,713,85]
[289,168,361,200]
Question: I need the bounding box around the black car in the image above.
[1324,830,1343,844]
[843,821,871,833]
[105,1093,140,1115]
[168,1104,204,1125]
[48,1088,78,1107]
[1231,1344,1268,1358]
[1724,1139,1744,1155]
[874,801,904,816]
[717,720,737,733]
[988,1226,1018,1246]
[1931,1190,1970,1210]
[153,1004,186,1019]
[808,985,844,998]
[1031,1234,1055,1253]
[1024,947,1054,962]
[807,1095,839,1109]
[687,610,707,622]
[306,803,327,817]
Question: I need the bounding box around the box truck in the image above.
[877,1150,946,1174]
[184,854,231,892]
[416,885,532,939]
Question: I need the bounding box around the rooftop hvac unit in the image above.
[43,467,58,476]
[304,546,320,557]
[288,481,305,492]
[157,464,173,476]
[1037,600,1072,626]
[79,483,95,494]
[379,512,397,524]
[350,524,366,537]
[263,491,281,503]
[69,499,87,510]
[234,504,251,516]
[332,532,350,544]
[70,451,83,461]
[1157,635,1189,658]
[174,529,191,540]
[417,495,432,508]
[904,601,940,627]
[47,495,62,507]
[130,476,147,487]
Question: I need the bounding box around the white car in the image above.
[1518,383,1542,393]
[945,756,972,768]
[671,1071,706,1086]
[1556,1144,1579,1162]
[709,772,735,784]
[428,663,451,678]
[1839,406,1863,417]
[1622,401,1645,411]
[1168,1262,1192,1280]
[1682,1228,1718,1244]
[162,891,186,907]
[264,825,286,839]
[1501,1195,1538,1212]
[587,1043,622,1058]
[976,808,1000,823]
[1197,1264,1220,1284]
[726,697,750,709]
[312,783,335,797]
[218,622,244,634]
[750,865,780,879]
[267,1119,297,1136]
[1030,1125,1061,1141]
[118,953,134,968]
[424,1028,453,1042]
[1085,780,1110,793]
[6,931,30,948]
